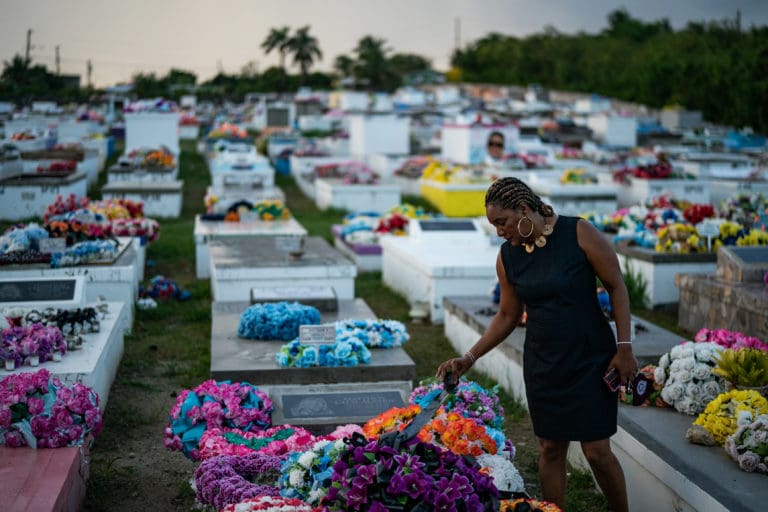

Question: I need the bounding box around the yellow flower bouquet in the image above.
[655,223,708,253]
[693,389,768,445]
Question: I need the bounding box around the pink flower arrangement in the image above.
[0,369,102,448]
[196,422,363,461]
[164,380,273,460]
[694,328,768,353]
[323,423,363,440]
[198,424,316,460]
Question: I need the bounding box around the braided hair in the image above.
[485,177,555,217]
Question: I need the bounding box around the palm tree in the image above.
[333,55,354,77]
[353,36,398,91]
[261,26,292,69]
[287,25,322,83]
[1,54,31,84]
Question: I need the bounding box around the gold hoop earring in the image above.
[517,215,534,238]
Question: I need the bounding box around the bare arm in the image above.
[577,219,638,384]
[436,252,523,379]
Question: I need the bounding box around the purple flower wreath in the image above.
[194,453,282,510]
[318,434,499,512]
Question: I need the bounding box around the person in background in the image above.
[485,130,506,165]
[437,177,637,512]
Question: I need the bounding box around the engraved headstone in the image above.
[250,285,338,311]
[0,276,85,308]
[282,391,404,420]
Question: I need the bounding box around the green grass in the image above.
[84,140,609,510]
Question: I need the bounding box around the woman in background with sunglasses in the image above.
[485,130,506,165]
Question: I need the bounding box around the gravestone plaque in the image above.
[38,238,67,254]
[417,220,476,231]
[0,276,85,308]
[299,324,336,345]
[250,285,338,311]
[282,391,404,420]
[224,175,263,188]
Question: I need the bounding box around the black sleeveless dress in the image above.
[500,215,617,441]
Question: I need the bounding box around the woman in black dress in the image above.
[437,177,637,511]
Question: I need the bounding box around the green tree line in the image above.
[451,8,768,133]
[0,25,434,104]
[0,55,91,104]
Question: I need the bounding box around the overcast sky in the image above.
[1,0,766,87]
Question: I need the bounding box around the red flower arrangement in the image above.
[683,204,716,225]
[44,194,91,222]
[36,161,77,175]
[374,213,409,234]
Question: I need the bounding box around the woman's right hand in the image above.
[436,355,474,382]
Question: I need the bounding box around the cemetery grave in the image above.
[1,76,767,512]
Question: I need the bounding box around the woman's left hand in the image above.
[608,348,639,386]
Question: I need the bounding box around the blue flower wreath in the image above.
[275,338,371,368]
[333,319,410,348]
[238,302,321,341]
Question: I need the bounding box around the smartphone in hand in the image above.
[603,367,621,392]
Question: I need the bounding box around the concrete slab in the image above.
[194,215,307,279]
[314,178,401,214]
[209,236,356,302]
[250,285,338,311]
[0,171,88,222]
[101,180,184,218]
[210,299,415,384]
[617,406,768,512]
[615,244,717,307]
[0,241,138,331]
[381,236,497,323]
[204,186,286,214]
